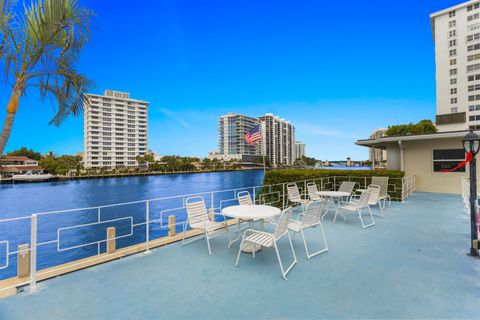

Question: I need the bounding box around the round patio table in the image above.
[222,205,281,253]
[316,191,351,219]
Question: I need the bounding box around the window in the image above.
[468,43,480,52]
[469,104,480,111]
[467,63,480,72]
[467,32,480,42]
[469,94,480,101]
[468,3,480,11]
[450,78,457,85]
[449,39,457,47]
[468,13,480,21]
[449,30,456,38]
[450,49,457,56]
[469,53,480,62]
[450,68,458,75]
[470,115,475,120]
[451,97,458,104]
[468,73,480,81]
[451,88,457,94]
[451,107,458,113]
[449,11,456,18]
[468,23,480,32]
[433,149,466,172]
[469,83,480,91]
[450,59,457,65]
[449,20,456,28]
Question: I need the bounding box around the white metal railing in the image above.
[0,175,412,294]
[401,175,416,201]
[461,176,480,215]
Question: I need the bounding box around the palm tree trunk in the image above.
[0,90,20,155]
[0,112,15,155]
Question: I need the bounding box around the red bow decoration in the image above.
[441,151,473,172]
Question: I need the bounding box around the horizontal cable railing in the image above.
[0,175,412,294]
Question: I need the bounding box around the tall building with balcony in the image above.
[258,113,295,166]
[369,128,387,165]
[431,0,480,131]
[84,90,149,169]
[294,141,306,160]
[218,113,259,161]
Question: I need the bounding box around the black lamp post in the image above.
[462,129,480,257]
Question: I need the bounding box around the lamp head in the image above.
[463,129,480,156]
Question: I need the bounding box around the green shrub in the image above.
[261,169,405,207]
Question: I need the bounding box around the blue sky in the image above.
[0,0,464,160]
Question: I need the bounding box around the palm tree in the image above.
[0,0,93,154]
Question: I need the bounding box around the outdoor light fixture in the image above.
[463,129,480,257]
[462,130,480,156]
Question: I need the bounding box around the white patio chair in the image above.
[306,182,324,201]
[237,190,253,205]
[287,200,328,259]
[367,184,383,217]
[371,176,391,208]
[235,207,297,280]
[335,188,375,229]
[287,183,310,207]
[338,181,356,195]
[182,196,231,255]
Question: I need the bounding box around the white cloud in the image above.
[159,108,192,129]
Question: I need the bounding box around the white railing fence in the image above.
[461,176,480,215]
[0,175,414,294]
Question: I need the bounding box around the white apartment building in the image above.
[258,113,295,166]
[369,128,387,164]
[431,0,480,131]
[294,141,306,160]
[84,90,149,169]
[218,113,259,162]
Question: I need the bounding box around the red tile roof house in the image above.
[0,156,45,178]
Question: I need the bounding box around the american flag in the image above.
[245,125,261,146]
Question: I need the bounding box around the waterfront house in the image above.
[356,130,480,194]
[0,156,44,178]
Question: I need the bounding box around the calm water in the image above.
[0,170,264,279]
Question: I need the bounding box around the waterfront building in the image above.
[431,0,480,131]
[369,128,388,166]
[83,90,149,169]
[294,141,306,160]
[217,113,261,162]
[0,156,44,178]
[258,113,295,166]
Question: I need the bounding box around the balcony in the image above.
[0,181,477,319]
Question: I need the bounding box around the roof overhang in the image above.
[356,130,475,149]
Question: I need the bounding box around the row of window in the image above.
[468,13,480,22]
[469,3,480,11]
[469,115,480,121]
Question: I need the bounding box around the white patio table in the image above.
[316,191,351,220]
[222,204,281,253]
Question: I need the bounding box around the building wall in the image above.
[386,137,480,194]
[294,141,305,160]
[432,1,480,131]
[84,90,149,169]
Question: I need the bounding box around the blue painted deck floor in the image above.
[0,192,479,319]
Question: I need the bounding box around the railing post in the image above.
[97,207,101,255]
[253,188,256,205]
[145,201,151,255]
[334,177,336,191]
[282,183,286,209]
[304,180,307,198]
[29,214,38,293]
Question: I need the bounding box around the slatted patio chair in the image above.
[287,183,310,207]
[182,196,231,255]
[335,188,375,229]
[306,182,324,201]
[287,200,328,259]
[235,207,297,280]
[237,190,253,205]
[371,176,391,208]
